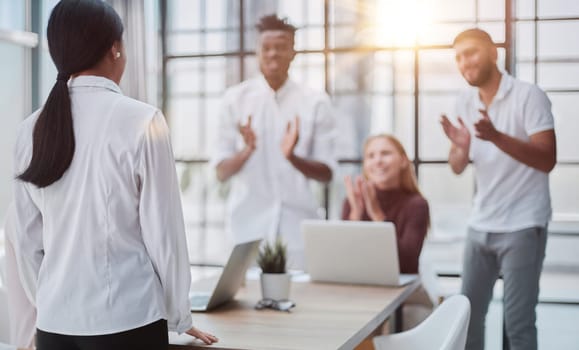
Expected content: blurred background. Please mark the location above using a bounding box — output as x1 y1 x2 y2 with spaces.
1 1 578 348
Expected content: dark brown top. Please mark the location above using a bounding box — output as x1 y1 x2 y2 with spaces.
341 188 429 274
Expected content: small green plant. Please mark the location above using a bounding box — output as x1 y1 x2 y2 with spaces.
257 237 287 274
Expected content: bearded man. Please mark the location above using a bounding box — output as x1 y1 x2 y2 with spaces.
440 28 556 350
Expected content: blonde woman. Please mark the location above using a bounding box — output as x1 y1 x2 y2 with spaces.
342 134 429 274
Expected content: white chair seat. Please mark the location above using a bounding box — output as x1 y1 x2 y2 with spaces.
373 294 471 350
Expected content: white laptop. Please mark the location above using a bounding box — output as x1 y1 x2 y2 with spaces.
302 220 417 286
189 239 261 312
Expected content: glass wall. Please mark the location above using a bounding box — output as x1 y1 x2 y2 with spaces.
0 1 26 31
515 0 579 219
162 0 484 263
0 0 34 224
163 0 579 264
2 0 577 263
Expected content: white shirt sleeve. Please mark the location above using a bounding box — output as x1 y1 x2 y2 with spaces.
524 85 555 135
310 95 338 177
12 178 43 307
0 343 17 350
3 205 37 348
136 111 193 334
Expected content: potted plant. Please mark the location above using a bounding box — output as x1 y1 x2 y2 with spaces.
257 237 291 301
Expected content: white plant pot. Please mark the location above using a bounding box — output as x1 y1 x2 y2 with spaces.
260 273 291 301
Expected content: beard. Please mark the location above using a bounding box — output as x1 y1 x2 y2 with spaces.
464 61 494 87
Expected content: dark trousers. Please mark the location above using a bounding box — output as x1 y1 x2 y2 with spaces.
37 319 168 350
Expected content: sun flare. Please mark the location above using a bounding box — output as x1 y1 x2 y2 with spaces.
374 0 433 47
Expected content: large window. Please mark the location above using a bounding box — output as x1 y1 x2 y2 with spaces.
0 0 576 267
0 0 37 224
161 0 577 263
514 0 579 220
163 0 512 264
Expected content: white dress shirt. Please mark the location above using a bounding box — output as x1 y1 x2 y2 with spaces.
212 76 337 268
455 73 554 232
2 204 36 348
12 75 193 335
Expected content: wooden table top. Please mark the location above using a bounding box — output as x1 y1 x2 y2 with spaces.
169 277 420 350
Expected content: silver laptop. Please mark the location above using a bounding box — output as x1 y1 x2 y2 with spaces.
189 239 261 312
302 220 417 286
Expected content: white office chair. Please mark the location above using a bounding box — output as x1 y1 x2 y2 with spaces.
373 294 471 350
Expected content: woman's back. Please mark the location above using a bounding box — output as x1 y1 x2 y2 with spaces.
11 1 217 347
13 75 186 335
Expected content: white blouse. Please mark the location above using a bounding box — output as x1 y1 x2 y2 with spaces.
2 204 36 348
12 76 193 335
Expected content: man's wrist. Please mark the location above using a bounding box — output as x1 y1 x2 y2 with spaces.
285 151 296 162
489 130 504 145
239 146 254 162
454 144 470 158
243 145 254 155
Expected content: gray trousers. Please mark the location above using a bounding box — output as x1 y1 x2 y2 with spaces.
461 226 547 350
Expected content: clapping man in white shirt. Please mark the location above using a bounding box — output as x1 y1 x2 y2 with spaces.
213 15 337 269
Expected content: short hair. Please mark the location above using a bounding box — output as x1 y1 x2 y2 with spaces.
453 28 494 46
256 14 297 36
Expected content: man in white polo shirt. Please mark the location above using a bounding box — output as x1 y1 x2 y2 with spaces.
440 29 556 350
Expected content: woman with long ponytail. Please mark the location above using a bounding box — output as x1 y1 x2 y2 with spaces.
12 1 217 349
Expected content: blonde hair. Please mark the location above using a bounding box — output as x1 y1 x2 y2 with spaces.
362 134 422 196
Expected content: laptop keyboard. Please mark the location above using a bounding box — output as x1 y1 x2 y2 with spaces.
190 294 210 307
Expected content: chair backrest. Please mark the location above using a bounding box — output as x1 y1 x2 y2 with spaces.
373 294 471 350
426 294 471 350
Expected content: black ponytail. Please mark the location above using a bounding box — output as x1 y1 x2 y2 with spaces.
18 0 123 188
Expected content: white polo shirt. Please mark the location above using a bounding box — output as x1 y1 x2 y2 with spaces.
455 73 555 232
13 76 193 335
211 76 337 267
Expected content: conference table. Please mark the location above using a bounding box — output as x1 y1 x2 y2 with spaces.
169 273 420 350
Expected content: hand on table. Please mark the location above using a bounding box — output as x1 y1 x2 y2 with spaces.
186 326 218 345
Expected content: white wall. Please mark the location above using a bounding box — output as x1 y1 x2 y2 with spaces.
0 42 28 223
